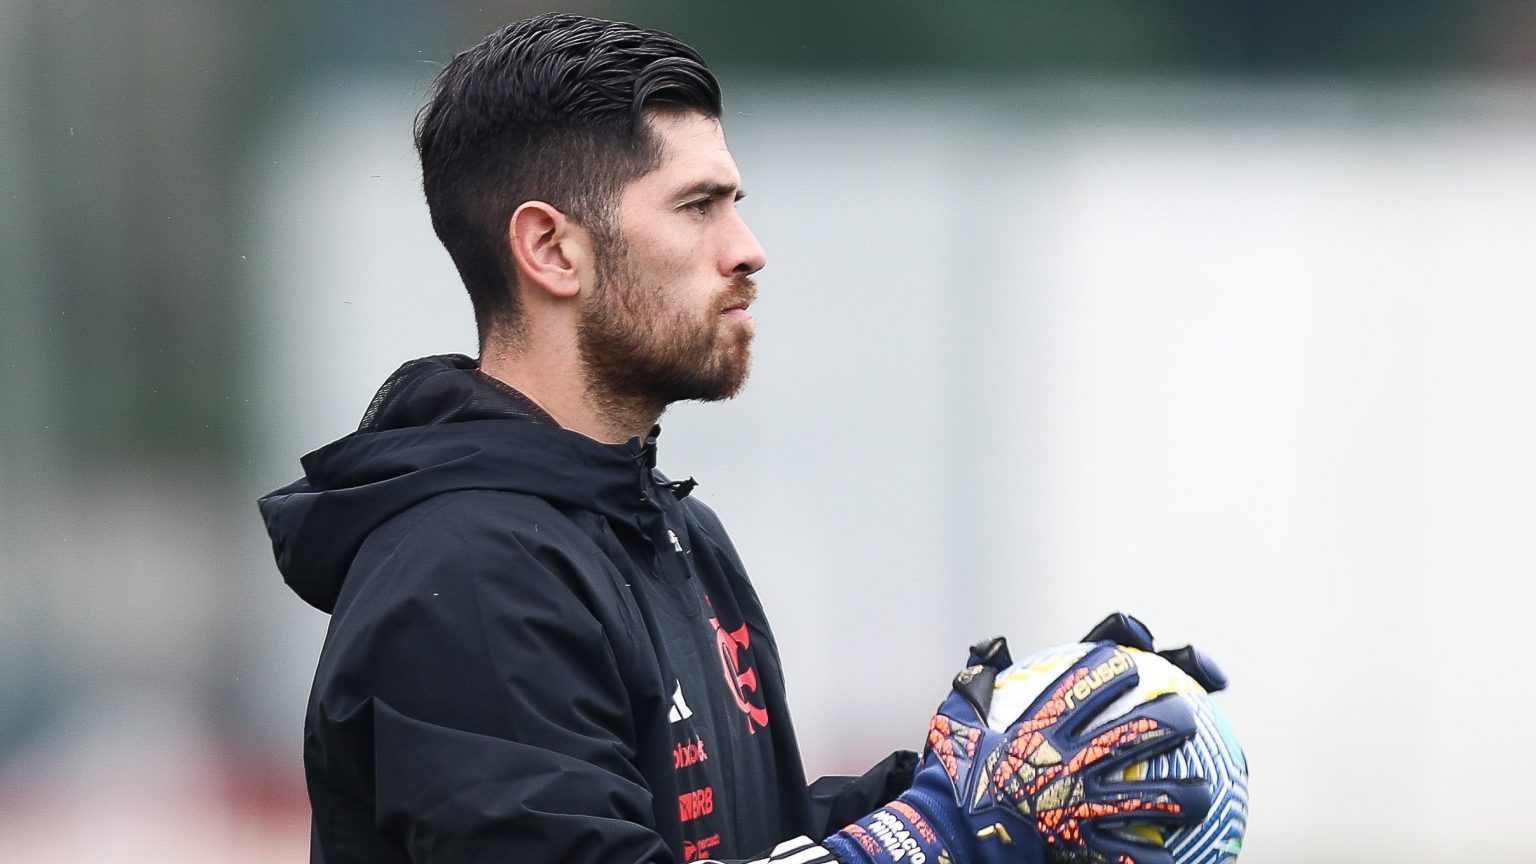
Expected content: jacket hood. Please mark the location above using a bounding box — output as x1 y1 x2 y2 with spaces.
258 354 678 613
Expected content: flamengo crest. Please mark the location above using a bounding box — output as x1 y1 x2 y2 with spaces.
706 599 770 734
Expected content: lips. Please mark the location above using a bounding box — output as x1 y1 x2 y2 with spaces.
719 280 758 315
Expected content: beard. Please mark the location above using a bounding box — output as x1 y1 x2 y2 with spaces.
577 233 757 412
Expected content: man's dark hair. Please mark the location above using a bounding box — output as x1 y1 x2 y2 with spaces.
415 13 723 344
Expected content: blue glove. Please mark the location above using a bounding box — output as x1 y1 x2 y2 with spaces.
1083 612 1228 693
823 638 1211 864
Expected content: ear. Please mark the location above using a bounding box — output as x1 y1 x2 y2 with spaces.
508 201 592 300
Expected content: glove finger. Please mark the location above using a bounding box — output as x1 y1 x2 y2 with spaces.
968 634 1013 671
1157 644 1229 693
1081 825 1178 864
1072 692 1200 771
946 635 1013 721
1082 612 1156 652
1088 775 1213 829
937 676 992 727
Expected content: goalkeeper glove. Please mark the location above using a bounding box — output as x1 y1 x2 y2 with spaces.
822 638 1211 864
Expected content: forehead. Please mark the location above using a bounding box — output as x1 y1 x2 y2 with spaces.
632 109 740 192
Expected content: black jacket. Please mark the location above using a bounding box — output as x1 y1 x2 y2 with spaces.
259 355 912 863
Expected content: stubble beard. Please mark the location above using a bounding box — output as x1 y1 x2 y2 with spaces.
577 233 757 426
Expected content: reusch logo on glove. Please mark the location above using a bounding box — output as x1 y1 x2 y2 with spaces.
1061 648 1135 710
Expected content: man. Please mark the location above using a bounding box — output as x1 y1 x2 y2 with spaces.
260 14 1211 864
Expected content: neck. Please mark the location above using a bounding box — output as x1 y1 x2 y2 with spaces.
480 341 661 445
581 380 666 445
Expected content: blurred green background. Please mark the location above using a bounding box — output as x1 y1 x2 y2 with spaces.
3 2 1534 861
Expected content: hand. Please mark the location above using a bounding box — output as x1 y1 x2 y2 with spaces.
823 638 1211 864
1082 612 1228 693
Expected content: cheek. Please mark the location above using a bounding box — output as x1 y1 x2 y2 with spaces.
626 228 689 278
650 245 718 306
623 221 723 307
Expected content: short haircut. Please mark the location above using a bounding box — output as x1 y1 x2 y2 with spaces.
415 13 723 344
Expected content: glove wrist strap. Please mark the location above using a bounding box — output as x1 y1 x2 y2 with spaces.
824 786 1040 864
824 795 951 864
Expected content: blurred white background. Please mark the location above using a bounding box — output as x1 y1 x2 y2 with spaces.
241 77 1536 863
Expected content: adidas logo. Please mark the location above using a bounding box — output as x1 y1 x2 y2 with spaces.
667 681 694 724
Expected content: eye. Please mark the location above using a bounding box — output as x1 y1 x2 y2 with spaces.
682 198 712 215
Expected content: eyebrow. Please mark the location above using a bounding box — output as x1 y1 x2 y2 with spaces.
676 181 746 202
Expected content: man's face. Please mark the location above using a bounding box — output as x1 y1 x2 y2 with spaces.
578 109 767 410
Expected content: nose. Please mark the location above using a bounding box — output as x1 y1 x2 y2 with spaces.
725 210 767 277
